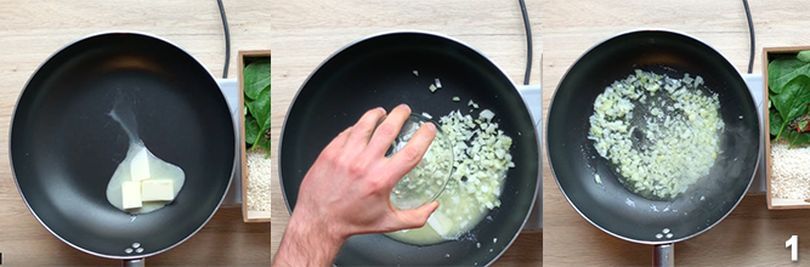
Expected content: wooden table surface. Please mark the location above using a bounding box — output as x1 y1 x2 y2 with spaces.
541 0 810 266
269 0 542 265
0 1 270 265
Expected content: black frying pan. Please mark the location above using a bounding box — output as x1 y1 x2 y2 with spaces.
279 31 539 266
547 30 760 266
10 32 236 265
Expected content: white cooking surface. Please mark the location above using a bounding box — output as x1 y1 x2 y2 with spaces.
217 78 243 207
742 73 766 194
517 84 542 231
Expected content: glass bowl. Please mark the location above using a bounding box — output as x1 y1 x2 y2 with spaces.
388 113 454 210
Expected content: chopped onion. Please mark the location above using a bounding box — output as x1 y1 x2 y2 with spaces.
479 109 495 121
588 69 723 200
394 108 514 241
420 109 514 239
467 100 479 109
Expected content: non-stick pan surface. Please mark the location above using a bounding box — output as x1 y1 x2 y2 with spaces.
547 30 760 244
10 32 236 259
280 31 539 266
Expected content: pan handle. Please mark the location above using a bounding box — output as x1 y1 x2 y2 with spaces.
122 258 145 267
653 244 674 267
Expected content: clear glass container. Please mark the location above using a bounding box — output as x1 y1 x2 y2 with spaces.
388 113 454 210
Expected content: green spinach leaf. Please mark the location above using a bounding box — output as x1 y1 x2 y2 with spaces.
769 51 810 147
792 133 810 147
243 58 271 153
769 58 810 94
799 50 810 63
772 76 810 121
246 115 259 145
247 85 270 130
783 129 810 148
244 59 270 100
770 110 783 137
772 75 810 140
253 114 271 152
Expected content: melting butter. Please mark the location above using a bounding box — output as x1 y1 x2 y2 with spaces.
385 183 495 246
105 104 185 214
385 222 445 246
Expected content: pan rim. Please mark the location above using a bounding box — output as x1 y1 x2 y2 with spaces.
277 29 540 266
545 28 762 246
8 30 238 260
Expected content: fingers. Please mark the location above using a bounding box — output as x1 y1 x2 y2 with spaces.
388 201 440 229
344 107 387 154
365 104 412 158
318 126 352 161
386 122 436 183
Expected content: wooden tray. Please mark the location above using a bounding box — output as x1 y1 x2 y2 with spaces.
238 50 272 222
763 46 810 210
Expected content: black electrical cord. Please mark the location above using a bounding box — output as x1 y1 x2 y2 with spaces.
518 0 533 85
518 0 542 128
743 0 755 74
217 0 231 79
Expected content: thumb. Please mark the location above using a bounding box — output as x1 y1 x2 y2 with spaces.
390 201 440 230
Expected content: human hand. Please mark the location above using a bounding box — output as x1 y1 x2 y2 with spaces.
273 104 439 267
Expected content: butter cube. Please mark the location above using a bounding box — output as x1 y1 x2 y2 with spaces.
141 179 175 202
122 181 142 210
428 212 452 238
130 148 151 182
